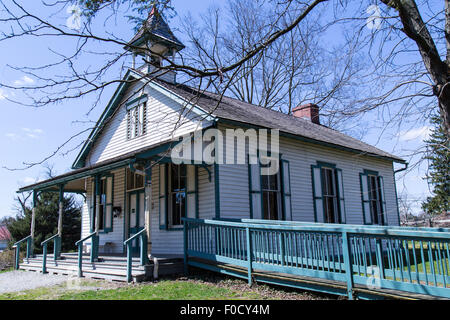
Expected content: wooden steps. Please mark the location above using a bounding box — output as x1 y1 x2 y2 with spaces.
19 253 184 283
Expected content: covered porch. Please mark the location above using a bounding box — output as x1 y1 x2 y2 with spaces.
13 140 206 281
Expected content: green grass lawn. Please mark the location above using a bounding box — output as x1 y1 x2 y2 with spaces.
60 281 263 300
0 275 323 300
0 280 256 300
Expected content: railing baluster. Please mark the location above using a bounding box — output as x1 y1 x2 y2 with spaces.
342 232 354 300
428 241 437 286
279 232 285 266
361 238 368 277
436 242 445 287
403 239 412 283
246 227 252 285
411 240 419 284
397 240 405 282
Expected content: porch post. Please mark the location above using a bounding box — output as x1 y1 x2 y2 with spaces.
92 175 101 261
95 175 101 234
56 184 64 259
29 190 37 257
145 164 152 255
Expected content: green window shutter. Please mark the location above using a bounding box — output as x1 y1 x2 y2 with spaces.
248 154 262 219
186 165 198 219
280 159 292 221
360 173 372 224
311 165 324 222
159 164 168 230
378 176 387 225
104 175 114 233
336 169 346 224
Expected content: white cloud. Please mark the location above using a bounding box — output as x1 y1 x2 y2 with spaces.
4 128 43 141
22 177 37 185
0 89 8 100
14 76 34 86
5 133 17 140
397 126 430 142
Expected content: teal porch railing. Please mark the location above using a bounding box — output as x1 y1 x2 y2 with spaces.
41 234 61 273
182 218 450 299
75 232 99 277
12 235 33 270
124 228 149 282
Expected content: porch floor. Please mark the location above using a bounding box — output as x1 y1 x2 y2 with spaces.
19 252 183 283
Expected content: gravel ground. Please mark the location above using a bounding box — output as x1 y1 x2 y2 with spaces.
0 271 71 294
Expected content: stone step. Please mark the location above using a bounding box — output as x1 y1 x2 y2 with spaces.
21 261 146 273
25 258 145 270
19 264 147 282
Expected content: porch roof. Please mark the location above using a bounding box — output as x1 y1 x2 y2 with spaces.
17 139 178 193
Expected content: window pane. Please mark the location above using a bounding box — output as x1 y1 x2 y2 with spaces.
322 168 335 196
269 174 278 190
268 192 278 220
99 204 104 230
136 174 144 189
324 197 336 223
263 192 269 220
127 169 134 190
263 191 279 220
170 164 186 226
261 174 269 190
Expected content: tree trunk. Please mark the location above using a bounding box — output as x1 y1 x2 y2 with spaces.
381 0 450 137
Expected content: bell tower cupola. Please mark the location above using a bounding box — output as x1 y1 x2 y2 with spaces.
125 7 185 83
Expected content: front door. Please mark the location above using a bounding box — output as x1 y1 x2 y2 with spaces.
128 190 145 254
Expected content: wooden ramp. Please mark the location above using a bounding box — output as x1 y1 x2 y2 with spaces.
183 218 450 300
20 253 183 282
189 257 441 300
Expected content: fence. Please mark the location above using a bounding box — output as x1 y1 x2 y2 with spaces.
183 218 450 299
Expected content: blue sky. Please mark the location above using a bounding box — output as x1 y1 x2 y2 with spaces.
0 0 431 219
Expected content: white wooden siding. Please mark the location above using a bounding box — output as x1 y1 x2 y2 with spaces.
216 124 400 226
85 82 211 166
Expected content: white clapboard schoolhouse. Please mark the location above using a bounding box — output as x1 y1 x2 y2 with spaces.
17 9 406 283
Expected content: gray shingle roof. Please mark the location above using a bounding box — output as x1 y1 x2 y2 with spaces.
154 79 404 162
126 8 184 51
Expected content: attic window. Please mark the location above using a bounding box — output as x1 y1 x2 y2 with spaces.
127 102 147 139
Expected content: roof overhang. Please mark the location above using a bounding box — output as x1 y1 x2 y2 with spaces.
18 139 181 193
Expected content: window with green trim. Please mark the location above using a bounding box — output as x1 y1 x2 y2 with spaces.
169 164 186 226
311 162 345 224
126 102 147 140
360 170 386 225
91 175 114 233
248 155 292 221
159 163 197 230
261 163 282 220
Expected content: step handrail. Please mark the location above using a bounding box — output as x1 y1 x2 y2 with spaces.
12 235 32 269
184 217 450 240
75 231 99 277
124 228 148 282
216 217 450 233
40 234 61 274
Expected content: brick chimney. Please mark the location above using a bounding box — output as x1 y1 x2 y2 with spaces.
292 103 320 124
